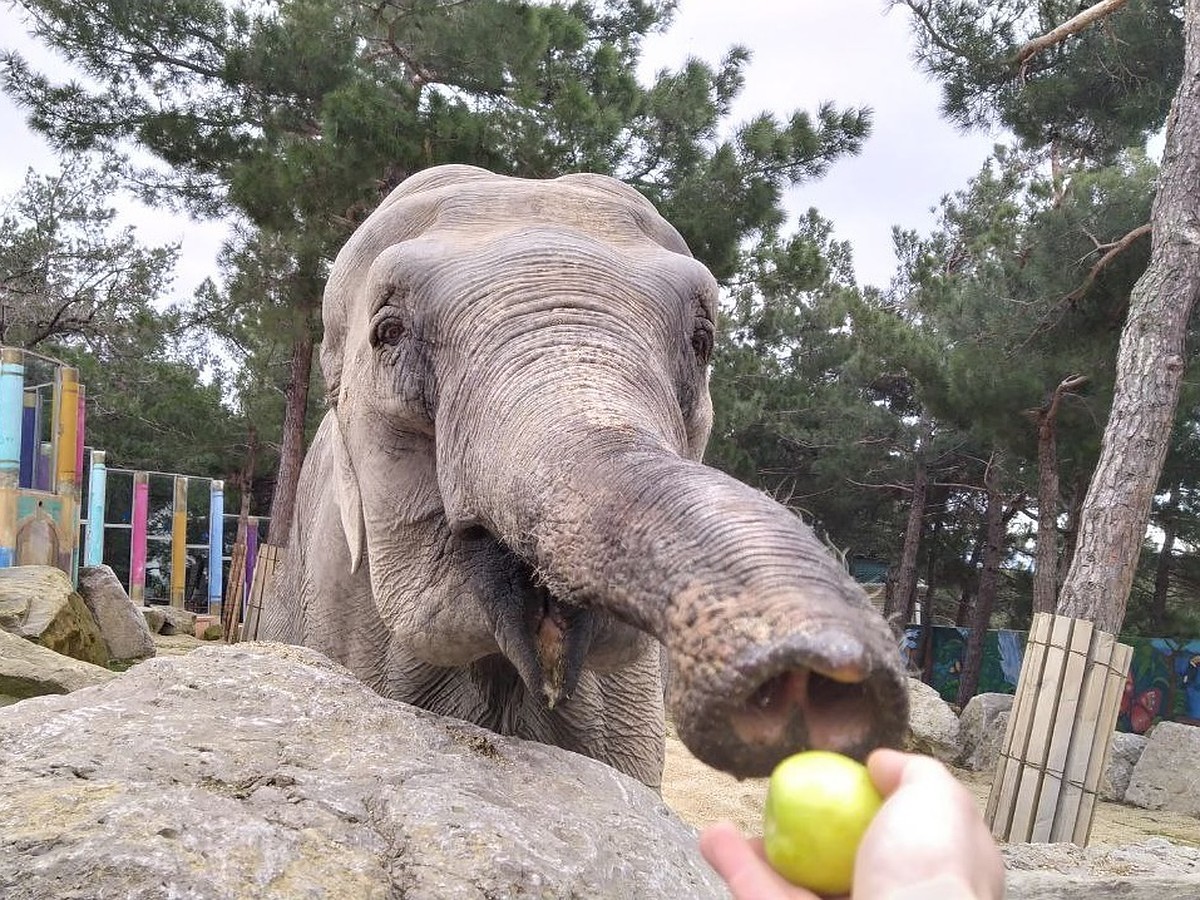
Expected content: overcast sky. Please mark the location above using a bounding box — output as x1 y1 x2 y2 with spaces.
0 0 1001 298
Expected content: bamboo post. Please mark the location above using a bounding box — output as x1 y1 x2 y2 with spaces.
84 450 107 566
0 348 24 568
129 471 149 605
985 612 1133 844
207 479 224 618
169 475 188 607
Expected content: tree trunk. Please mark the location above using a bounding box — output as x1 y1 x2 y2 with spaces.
266 312 316 547
1058 0 1200 634
1058 474 1086 595
919 515 941 684
957 454 1006 707
955 527 985 627
1151 484 1180 634
896 454 930 627
1033 375 1088 615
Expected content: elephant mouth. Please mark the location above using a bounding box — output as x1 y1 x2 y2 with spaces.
462 526 596 709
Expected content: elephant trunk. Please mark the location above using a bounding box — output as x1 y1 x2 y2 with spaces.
440 378 908 778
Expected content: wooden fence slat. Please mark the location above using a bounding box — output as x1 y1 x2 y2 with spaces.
1036 618 1092 841
986 613 1133 846
221 541 246 643
1056 628 1114 840
1010 614 1076 840
988 612 1052 836
1077 642 1133 844
241 543 282 642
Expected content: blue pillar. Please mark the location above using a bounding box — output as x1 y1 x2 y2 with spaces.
84 450 107 566
208 480 224 617
0 348 24 568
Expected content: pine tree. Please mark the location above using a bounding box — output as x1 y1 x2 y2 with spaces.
3 0 873 543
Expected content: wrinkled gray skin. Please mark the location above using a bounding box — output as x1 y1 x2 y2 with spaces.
262 165 908 790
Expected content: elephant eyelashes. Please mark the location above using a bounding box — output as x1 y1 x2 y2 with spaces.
373 318 406 346
691 322 714 365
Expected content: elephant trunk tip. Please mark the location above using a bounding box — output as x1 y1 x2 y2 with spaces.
671 625 909 778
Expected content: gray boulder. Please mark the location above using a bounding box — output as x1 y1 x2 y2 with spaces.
77 565 156 662
1101 731 1149 803
903 677 961 763
0 642 725 899
1125 721 1200 816
0 628 116 705
139 605 167 634
150 603 197 636
0 566 107 666
1004 838 1200 898
956 692 1013 772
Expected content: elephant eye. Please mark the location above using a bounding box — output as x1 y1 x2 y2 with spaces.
374 319 405 346
691 319 714 365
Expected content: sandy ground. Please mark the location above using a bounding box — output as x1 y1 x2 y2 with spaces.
661 733 1200 848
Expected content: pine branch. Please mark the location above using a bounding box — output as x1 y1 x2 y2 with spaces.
1064 222 1152 304
1013 0 1131 74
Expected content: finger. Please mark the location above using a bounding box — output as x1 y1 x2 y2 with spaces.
867 748 954 797
699 823 819 900
865 747 908 794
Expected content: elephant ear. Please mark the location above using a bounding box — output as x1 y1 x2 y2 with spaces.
330 412 366 574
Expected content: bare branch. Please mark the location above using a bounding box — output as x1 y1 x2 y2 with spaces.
1014 0 1131 73
1064 222 1152 305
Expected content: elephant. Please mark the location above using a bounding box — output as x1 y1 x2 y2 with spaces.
261 164 908 790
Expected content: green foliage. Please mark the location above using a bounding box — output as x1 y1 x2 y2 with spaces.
0 157 176 350
894 0 1183 161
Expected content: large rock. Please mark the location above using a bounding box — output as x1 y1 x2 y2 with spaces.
0 642 724 899
903 677 961 763
0 566 107 666
1124 721 1200 816
1101 731 1149 803
77 565 156 662
1004 839 1200 898
957 692 1012 772
147 603 197 636
0 629 116 705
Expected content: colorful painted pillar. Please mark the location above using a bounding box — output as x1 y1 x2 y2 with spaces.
130 471 149 605
35 441 52 491
169 475 188 607
19 389 36 488
0 347 24 568
52 365 80 580
84 450 107 566
208 479 224 617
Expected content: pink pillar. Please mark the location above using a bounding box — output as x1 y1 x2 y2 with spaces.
129 471 149 605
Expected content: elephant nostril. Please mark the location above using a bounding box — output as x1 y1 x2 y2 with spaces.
729 667 874 762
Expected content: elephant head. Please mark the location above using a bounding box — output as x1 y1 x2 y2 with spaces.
304 164 907 779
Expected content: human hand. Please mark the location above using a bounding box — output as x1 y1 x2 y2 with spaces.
699 749 1005 899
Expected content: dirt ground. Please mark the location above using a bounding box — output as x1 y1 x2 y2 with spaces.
661 733 1200 848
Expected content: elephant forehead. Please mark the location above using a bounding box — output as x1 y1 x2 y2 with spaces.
395 174 689 254
366 227 714 318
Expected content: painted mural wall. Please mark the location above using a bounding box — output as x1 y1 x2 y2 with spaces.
902 625 1200 734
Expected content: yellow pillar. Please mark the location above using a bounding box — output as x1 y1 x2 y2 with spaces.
52 365 80 577
170 475 188 607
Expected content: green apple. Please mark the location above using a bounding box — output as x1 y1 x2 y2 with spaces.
762 750 883 896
